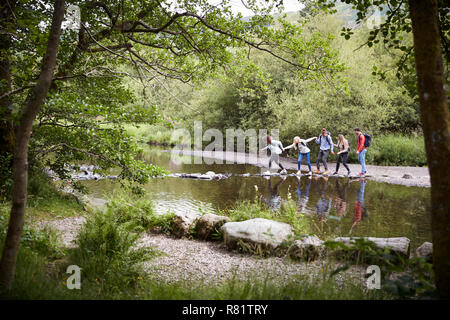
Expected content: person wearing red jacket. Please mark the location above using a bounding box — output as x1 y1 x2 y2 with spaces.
354 127 367 176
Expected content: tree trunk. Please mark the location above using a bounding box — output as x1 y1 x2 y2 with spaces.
0 0 16 155
408 0 450 298
0 0 65 290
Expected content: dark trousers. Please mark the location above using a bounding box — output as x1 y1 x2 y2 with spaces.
336 152 350 172
316 149 330 170
269 155 285 170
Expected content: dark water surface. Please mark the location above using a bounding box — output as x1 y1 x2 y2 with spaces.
84 147 431 250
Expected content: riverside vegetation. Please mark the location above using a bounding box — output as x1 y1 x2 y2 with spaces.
0 173 435 299
0 0 445 298
131 12 428 167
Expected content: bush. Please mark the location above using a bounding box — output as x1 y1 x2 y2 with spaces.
69 206 159 295
369 134 426 166
105 191 174 233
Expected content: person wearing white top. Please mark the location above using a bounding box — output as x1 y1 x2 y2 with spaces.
285 136 317 175
260 135 287 174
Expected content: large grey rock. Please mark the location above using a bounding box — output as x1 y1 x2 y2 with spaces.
415 242 433 262
172 212 201 238
334 237 410 258
287 235 325 261
195 213 230 240
221 218 294 253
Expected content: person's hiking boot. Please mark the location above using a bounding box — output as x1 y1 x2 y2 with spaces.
263 170 271 176
307 171 312 176
359 172 365 177
280 169 287 175
323 170 329 175
347 170 351 176
314 169 321 174
332 171 338 175
296 170 302 175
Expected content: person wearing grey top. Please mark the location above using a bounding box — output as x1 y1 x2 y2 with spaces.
260 135 287 174
314 128 335 175
284 136 317 175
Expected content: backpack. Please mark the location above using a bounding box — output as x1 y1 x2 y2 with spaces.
359 133 372 148
338 140 351 152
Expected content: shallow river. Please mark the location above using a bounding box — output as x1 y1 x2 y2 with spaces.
84 146 431 250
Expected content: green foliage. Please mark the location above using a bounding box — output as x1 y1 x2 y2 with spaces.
105 190 174 233
224 195 310 237
148 13 424 167
361 134 426 166
69 207 159 295
315 0 449 100
30 78 166 187
26 169 85 217
324 238 437 299
2 0 350 186
330 134 426 166
382 257 437 299
0 153 13 200
0 205 64 259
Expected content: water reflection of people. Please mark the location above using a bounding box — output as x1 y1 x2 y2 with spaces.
297 175 312 213
315 177 331 221
333 179 349 218
264 176 286 211
350 179 368 234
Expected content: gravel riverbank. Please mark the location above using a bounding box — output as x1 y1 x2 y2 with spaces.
36 216 366 286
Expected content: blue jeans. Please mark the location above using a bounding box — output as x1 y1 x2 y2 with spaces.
298 152 311 171
358 149 367 173
358 180 366 203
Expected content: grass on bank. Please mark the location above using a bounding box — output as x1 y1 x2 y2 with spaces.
222 196 310 239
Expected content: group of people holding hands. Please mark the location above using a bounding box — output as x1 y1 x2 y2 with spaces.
261 127 368 177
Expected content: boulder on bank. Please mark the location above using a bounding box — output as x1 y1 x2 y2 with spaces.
415 242 433 262
172 212 201 238
194 214 230 240
287 235 324 261
333 237 410 258
220 218 294 255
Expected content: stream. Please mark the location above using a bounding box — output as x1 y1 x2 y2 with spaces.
83 146 431 250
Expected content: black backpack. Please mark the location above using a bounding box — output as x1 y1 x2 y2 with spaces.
338 140 351 152
359 133 372 147
319 133 332 147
